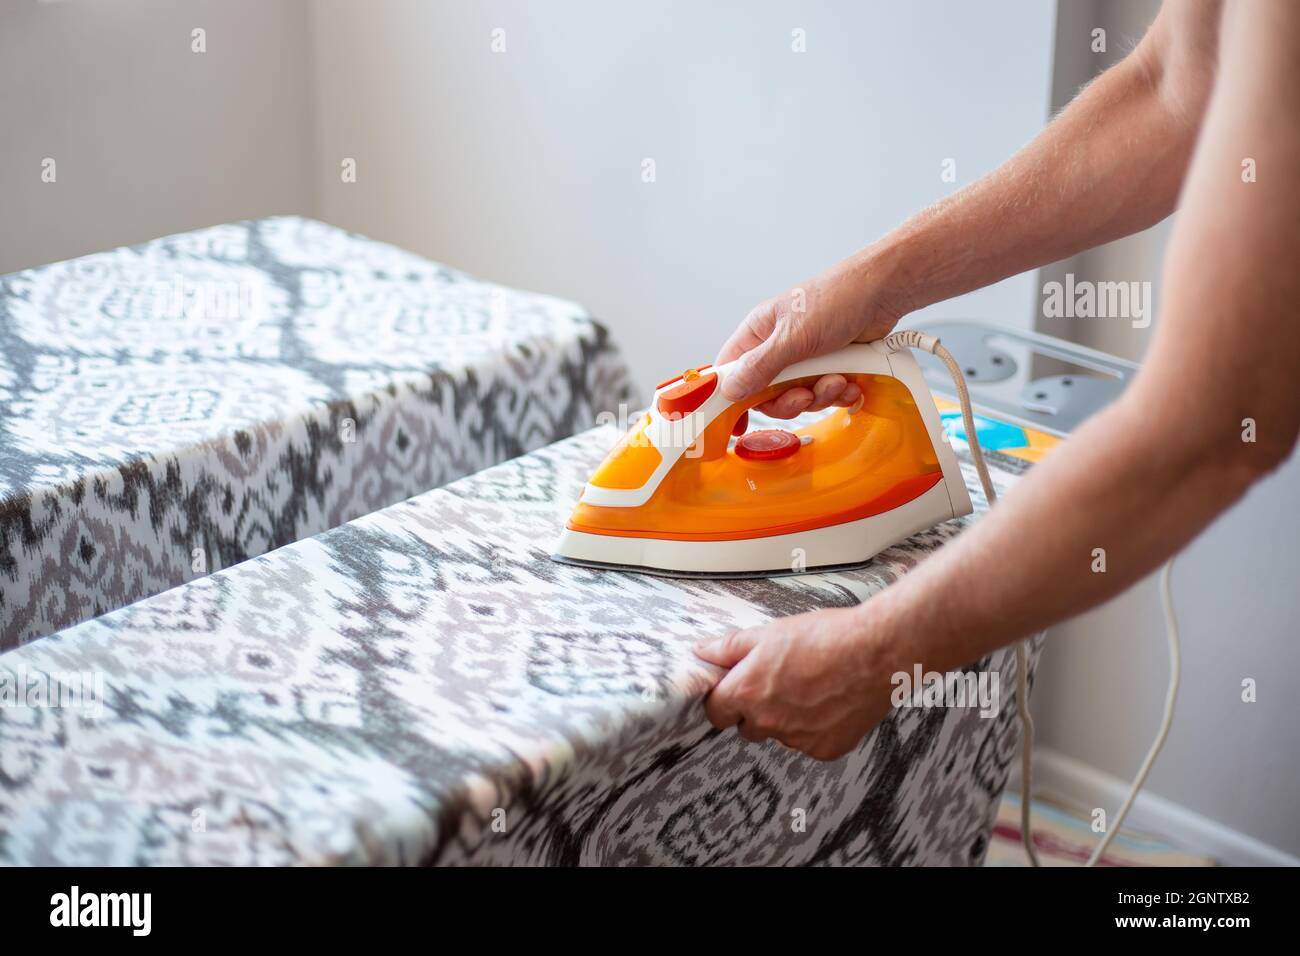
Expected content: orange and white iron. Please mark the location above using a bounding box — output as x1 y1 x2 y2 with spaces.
554 339 973 577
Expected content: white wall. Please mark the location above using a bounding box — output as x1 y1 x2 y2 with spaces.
3 0 1058 392
0 0 314 274
1033 0 1300 859
309 0 1058 395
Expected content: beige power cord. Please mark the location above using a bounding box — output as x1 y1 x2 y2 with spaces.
883 330 1181 868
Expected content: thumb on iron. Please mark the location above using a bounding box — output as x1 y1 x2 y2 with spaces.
720 337 793 401
694 629 761 668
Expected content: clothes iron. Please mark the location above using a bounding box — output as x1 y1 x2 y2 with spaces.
553 338 973 578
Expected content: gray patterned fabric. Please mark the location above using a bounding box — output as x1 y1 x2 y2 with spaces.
0 425 1038 866
0 217 634 649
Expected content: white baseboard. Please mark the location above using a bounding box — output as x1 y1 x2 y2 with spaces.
1009 747 1299 867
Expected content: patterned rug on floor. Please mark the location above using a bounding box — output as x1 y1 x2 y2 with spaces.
986 792 1215 866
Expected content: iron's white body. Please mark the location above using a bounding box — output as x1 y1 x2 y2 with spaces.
555 342 973 577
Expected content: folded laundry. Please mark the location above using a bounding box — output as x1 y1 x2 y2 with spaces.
0 423 1038 866
0 217 633 649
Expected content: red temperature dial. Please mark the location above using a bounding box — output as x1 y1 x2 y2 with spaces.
734 428 802 461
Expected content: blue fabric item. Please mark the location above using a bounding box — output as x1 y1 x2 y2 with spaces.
941 410 1028 450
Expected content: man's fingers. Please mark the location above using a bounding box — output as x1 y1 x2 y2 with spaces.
805 374 848 412
835 382 863 408
701 659 769 735
698 640 759 730
774 734 810 754
715 303 776 366
753 376 861 418
702 681 744 729
756 386 814 419
693 627 762 668
714 325 763 367
720 332 800 401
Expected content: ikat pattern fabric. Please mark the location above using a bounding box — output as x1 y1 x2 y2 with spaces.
0 427 1039 866
0 217 634 649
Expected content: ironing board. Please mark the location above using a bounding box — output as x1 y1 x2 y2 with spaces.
0 423 1040 866
0 217 633 650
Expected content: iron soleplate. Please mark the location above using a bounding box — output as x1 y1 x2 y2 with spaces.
549 553 878 581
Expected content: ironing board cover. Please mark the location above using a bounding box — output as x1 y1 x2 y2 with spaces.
0 424 1039 866
0 218 633 650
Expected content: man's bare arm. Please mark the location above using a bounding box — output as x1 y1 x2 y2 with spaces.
864 0 1300 676
720 1 1223 404
873 0 1222 315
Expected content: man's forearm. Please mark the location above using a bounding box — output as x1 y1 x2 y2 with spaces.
860 392 1255 676
857 0 1300 679
854 21 1213 319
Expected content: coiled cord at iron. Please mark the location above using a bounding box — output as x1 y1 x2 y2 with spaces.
882 330 1181 868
